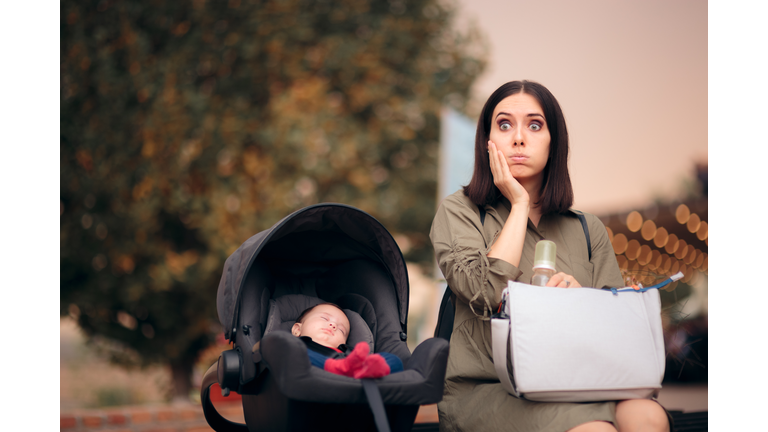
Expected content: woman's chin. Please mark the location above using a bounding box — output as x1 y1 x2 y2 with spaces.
509 171 534 182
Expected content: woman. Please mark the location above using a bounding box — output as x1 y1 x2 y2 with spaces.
429 81 670 432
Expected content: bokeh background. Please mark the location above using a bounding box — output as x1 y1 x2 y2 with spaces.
54 0 711 419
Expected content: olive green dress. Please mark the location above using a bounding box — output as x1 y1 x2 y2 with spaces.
430 190 626 432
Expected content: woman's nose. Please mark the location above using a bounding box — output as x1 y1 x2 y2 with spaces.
513 127 524 145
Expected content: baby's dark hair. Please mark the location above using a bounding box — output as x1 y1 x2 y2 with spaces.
295 302 344 324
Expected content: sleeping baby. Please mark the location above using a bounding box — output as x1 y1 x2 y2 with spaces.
291 302 403 378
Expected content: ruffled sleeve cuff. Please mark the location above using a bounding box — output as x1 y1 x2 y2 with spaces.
486 257 524 304
487 257 523 285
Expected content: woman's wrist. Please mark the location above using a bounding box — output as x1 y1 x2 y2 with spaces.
510 200 530 214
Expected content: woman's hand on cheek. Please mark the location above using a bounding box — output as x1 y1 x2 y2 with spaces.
546 272 582 288
488 140 529 207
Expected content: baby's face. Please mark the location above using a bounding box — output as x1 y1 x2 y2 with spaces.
291 304 350 348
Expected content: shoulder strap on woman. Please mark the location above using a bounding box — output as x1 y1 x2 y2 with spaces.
574 212 592 261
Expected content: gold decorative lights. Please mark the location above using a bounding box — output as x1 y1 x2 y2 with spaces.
607 202 708 290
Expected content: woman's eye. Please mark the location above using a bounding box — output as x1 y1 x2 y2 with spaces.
500 123 511 131
529 123 541 131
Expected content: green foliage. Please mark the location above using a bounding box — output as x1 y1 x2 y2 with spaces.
94 386 143 408
61 0 486 397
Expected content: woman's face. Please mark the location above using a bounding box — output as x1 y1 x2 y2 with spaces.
488 92 551 184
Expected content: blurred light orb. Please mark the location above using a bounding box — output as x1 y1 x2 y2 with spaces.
670 259 680 275
96 223 108 240
641 220 657 241
675 204 691 224
92 254 108 271
695 252 705 268
687 213 701 233
626 211 643 232
653 227 669 248
612 233 628 255
638 245 652 265
117 311 138 330
650 250 662 270
141 324 155 339
626 239 641 261
685 247 697 265
696 221 708 241
665 234 679 255
81 214 93 229
661 255 672 273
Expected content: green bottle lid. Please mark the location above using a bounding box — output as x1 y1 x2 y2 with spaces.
533 240 556 271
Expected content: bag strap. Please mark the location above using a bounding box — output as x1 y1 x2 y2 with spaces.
434 286 455 340
575 211 592 261
491 314 518 397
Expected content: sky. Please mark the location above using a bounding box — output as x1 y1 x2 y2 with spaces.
453 0 707 215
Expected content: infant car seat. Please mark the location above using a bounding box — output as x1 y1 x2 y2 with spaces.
200 203 450 432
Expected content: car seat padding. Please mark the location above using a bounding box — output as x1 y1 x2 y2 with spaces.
333 293 378 347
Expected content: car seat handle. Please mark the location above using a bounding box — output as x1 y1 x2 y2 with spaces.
200 363 249 432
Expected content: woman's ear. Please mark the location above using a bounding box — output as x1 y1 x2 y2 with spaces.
291 322 302 337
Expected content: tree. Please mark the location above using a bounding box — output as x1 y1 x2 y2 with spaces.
61 0 486 400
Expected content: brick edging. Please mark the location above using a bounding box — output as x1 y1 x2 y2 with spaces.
60 401 243 432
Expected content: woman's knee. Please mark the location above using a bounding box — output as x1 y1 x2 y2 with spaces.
615 399 669 432
567 421 617 432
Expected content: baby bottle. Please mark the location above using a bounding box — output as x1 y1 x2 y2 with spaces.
531 240 556 286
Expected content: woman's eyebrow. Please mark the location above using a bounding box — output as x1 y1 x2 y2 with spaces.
495 111 544 119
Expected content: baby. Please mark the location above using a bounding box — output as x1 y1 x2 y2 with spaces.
291 302 403 378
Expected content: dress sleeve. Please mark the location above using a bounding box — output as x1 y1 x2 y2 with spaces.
586 213 624 289
430 195 523 316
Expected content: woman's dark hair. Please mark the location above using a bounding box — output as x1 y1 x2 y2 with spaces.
463 80 574 214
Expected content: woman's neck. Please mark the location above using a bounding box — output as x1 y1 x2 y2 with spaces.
520 177 544 227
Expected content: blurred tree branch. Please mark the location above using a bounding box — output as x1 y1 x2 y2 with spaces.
61 0 486 400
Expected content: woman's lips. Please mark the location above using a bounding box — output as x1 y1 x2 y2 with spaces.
510 155 528 162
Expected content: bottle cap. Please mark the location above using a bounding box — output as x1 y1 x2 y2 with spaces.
532 240 556 271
